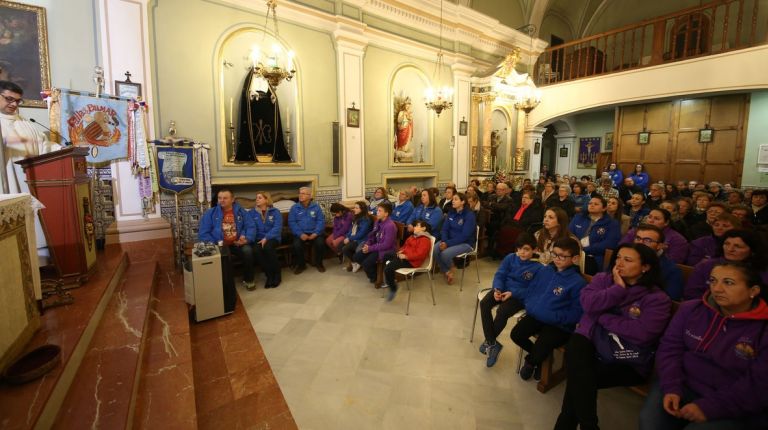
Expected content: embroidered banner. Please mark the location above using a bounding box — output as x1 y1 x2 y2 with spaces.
58 90 130 163
578 137 600 168
154 146 195 194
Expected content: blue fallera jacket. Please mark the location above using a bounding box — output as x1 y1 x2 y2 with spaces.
524 264 586 332
568 213 620 269
391 200 414 224
346 216 372 242
440 208 476 248
407 204 443 237
492 254 543 301
198 203 255 243
288 201 325 236
249 206 282 241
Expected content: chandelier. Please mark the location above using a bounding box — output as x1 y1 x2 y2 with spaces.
513 24 541 115
250 0 295 89
424 0 453 117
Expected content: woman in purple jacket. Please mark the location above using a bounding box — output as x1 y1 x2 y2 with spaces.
640 262 768 429
352 201 397 284
325 203 353 259
555 243 672 430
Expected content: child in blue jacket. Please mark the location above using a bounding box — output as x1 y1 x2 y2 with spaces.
479 233 542 367
510 237 586 380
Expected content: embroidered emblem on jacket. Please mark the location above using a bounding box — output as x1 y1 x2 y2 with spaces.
596 227 606 236
628 304 642 319
735 339 756 360
523 271 534 280
553 286 564 296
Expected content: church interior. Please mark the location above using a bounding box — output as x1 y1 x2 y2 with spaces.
1 0 767 428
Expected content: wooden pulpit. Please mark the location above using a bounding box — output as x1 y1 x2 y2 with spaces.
16 147 97 283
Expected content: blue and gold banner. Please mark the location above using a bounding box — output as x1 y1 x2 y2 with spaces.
154 145 195 194
578 137 600 168
58 89 130 163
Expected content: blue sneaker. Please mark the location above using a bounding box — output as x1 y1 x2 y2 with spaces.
386 284 398 302
520 360 535 380
479 341 490 355
486 342 503 367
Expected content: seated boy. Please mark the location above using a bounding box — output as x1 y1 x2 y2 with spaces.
480 233 543 367
510 237 586 380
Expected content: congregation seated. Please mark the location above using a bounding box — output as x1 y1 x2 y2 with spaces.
621 208 689 264
510 237 586 379
548 184 575 218
390 189 414 224
342 201 373 271
640 262 768 429
618 177 642 203
199 188 257 288
677 197 694 230
478 233 542 367
685 192 712 227
729 204 754 229
555 243 673 430
438 186 456 212
368 187 388 214
707 181 728 202
646 183 665 209
433 192 477 285
382 219 433 301
288 186 326 274
570 182 590 215
688 201 728 240
534 207 581 267
625 192 651 229
684 229 768 300
597 177 619 200
606 162 624 188
630 224 685 300
249 191 283 289
352 201 397 284
751 189 768 225
405 189 442 239
685 213 739 266
325 202 352 261
541 182 557 207
660 199 690 239
606 196 631 235
569 196 621 275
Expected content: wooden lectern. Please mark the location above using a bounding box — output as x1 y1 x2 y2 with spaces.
16 147 97 283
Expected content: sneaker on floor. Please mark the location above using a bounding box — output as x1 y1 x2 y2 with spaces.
479 341 490 355
386 285 398 302
520 361 535 380
351 262 361 273
243 280 256 291
486 342 503 367
533 364 542 381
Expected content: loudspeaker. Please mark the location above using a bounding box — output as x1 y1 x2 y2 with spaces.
332 121 341 175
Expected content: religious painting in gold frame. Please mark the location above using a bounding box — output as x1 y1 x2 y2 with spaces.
0 1 51 108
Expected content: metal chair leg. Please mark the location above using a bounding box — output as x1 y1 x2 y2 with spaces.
459 256 467 291
474 256 480 283
428 272 435 305
470 294 480 343
405 274 412 315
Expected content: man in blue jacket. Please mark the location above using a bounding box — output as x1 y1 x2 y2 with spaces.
288 187 326 274
510 237 586 380
198 188 257 289
569 196 621 275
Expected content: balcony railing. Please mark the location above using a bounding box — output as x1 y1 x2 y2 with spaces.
535 0 765 86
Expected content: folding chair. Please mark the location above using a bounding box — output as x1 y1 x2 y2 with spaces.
469 287 527 371
395 235 437 315
455 226 480 292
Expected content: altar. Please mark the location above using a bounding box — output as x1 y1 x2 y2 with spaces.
0 193 42 374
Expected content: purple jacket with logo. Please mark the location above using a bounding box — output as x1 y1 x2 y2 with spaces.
365 218 397 261
331 211 353 239
575 273 672 349
656 294 768 420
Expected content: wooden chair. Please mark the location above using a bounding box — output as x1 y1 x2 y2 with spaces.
677 263 694 284
395 235 437 315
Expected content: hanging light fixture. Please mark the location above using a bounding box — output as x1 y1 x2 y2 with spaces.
250 0 296 89
513 24 542 115
424 0 454 117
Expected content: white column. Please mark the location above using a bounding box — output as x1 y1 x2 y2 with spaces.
451 61 474 190
97 0 169 242
524 125 547 179
334 26 368 201
555 133 576 176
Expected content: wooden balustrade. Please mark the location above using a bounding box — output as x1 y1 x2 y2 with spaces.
536 0 764 86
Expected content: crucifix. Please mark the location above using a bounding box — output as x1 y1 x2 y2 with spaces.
124 71 133 83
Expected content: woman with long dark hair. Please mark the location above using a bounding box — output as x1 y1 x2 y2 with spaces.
555 243 673 430
342 201 373 271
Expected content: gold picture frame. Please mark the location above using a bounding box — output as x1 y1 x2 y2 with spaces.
0 1 51 108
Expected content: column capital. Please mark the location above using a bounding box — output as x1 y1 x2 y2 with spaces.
333 23 369 52
524 126 547 136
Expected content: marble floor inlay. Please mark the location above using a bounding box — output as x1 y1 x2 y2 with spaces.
240 258 644 430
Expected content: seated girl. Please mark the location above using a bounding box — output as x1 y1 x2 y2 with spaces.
382 220 433 301
406 189 443 239
555 243 672 430
325 202 352 260
433 192 477 284
341 201 373 271
353 202 397 283
250 191 283 289
640 262 768 429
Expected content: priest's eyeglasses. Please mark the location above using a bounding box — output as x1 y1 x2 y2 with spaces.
1 95 24 105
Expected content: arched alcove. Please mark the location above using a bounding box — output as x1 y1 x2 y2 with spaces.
388 65 433 166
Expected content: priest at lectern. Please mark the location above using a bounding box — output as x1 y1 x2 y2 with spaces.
0 80 62 263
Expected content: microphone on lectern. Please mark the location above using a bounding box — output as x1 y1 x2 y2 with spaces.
28 118 72 146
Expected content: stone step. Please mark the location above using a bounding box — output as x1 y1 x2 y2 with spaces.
52 260 159 430
132 265 196 428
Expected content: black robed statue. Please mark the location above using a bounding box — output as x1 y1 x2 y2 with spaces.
235 67 292 162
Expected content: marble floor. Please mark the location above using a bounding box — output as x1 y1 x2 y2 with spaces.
239 258 644 430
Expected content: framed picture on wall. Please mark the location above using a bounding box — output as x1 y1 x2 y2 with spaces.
534 140 541 154
115 80 142 99
559 146 568 157
698 128 713 143
459 118 468 136
604 132 614 152
346 106 360 128
638 131 650 144
0 1 51 108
